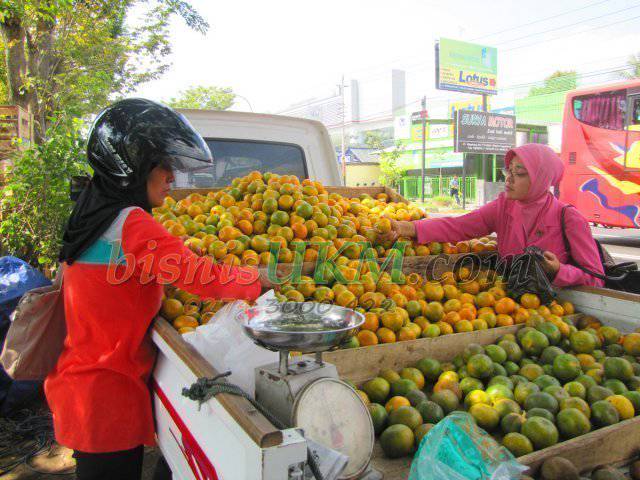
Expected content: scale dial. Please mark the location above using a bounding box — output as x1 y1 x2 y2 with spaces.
293 377 374 479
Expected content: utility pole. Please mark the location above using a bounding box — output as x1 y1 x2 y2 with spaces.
340 75 347 186
421 96 427 203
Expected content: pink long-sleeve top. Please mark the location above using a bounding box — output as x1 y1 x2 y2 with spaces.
413 144 605 288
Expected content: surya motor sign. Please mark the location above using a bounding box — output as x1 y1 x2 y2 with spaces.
454 110 516 155
436 38 497 95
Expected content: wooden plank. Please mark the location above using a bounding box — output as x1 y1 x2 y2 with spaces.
153 316 283 448
556 287 640 333
323 325 522 385
0 106 18 116
519 416 640 475
368 416 640 479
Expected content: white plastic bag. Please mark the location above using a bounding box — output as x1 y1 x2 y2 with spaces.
182 291 279 397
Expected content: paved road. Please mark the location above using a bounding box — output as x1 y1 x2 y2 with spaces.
592 227 640 265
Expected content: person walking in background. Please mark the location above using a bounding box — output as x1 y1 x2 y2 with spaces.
450 175 460 205
377 144 604 287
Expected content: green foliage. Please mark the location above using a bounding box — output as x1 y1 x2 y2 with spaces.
167 85 236 110
364 131 385 150
529 71 577 96
0 118 89 268
378 142 405 189
620 53 640 79
0 0 209 139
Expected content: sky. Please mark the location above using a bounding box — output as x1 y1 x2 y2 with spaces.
133 0 640 116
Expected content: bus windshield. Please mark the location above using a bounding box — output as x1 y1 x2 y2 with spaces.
173 139 307 188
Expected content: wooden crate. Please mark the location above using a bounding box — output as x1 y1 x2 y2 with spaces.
0 105 32 186
321 312 640 478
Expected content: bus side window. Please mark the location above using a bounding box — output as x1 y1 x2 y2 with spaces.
572 91 627 130
632 98 640 126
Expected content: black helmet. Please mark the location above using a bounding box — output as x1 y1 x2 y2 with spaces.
87 98 213 188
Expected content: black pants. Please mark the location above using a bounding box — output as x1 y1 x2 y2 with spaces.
74 446 172 480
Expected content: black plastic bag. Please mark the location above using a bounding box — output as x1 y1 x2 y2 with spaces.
507 246 556 305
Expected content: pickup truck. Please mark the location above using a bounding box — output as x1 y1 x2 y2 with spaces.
173 109 342 189
152 111 640 480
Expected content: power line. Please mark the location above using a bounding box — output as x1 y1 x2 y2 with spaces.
505 13 640 51
493 2 640 46
470 0 613 40
329 0 628 85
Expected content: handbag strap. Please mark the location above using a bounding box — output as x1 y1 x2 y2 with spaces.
560 205 628 282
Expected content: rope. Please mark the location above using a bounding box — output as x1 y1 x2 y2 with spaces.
182 373 324 480
0 408 74 476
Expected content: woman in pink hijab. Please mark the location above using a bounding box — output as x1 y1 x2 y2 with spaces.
379 144 604 287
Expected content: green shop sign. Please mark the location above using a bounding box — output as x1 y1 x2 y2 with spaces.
436 38 498 95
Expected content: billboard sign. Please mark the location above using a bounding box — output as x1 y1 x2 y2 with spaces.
455 110 516 154
436 38 498 95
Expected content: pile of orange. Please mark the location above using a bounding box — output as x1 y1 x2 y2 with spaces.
275 263 576 348
152 171 495 268
161 286 227 334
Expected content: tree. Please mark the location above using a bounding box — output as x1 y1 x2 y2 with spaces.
529 70 577 96
0 0 209 142
378 142 405 189
167 85 235 110
364 130 384 150
620 53 640 79
0 117 88 269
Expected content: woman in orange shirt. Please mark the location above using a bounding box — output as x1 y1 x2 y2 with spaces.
45 99 261 480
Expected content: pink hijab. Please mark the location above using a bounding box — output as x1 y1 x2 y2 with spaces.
504 144 564 238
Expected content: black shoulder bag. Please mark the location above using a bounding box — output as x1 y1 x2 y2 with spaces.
506 246 557 305
560 205 640 293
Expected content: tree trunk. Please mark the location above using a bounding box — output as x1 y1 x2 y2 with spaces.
0 16 36 117
1 13 57 144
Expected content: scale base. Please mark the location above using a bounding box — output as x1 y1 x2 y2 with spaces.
255 357 338 428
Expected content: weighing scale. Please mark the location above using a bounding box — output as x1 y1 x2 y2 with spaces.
238 302 380 480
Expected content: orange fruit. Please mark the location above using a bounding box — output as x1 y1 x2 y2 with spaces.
520 293 540 309
357 330 379 347
475 292 496 308
173 315 199 329
514 308 531 324
385 396 411 412
443 311 461 325
457 267 471 280
161 299 184 320
488 287 506 300
496 314 514 327
444 299 461 313
443 284 460 300
377 327 397 344
436 321 454 335
538 305 551 317
550 304 565 317
362 312 380 331
495 297 517 315
458 308 476 322
381 311 404 332
459 281 480 295
398 326 418 342
454 320 473 333
562 301 575 315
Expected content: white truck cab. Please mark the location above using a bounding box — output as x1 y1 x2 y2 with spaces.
176 110 342 187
